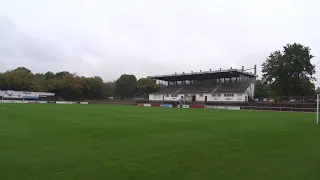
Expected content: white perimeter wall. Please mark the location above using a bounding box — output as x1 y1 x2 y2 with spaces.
149 94 182 101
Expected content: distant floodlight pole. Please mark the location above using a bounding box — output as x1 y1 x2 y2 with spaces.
317 94 319 124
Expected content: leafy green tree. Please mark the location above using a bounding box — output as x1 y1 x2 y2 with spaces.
136 78 157 98
15 67 32 74
83 76 105 99
34 73 49 92
44 71 56 80
254 80 269 99
103 81 116 98
48 73 84 100
55 71 70 78
115 74 137 99
262 43 316 96
4 68 40 91
298 78 315 96
0 73 6 90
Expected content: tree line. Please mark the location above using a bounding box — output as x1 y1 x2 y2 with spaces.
0 67 157 100
255 43 317 99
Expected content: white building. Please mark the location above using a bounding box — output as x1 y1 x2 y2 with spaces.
148 67 256 102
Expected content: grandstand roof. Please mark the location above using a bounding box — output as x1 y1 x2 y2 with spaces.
148 69 256 81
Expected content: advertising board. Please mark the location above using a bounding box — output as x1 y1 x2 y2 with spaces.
161 104 173 108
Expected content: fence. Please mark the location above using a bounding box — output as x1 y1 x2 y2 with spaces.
135 103 317 113
239 106 316 112
256 96 317 104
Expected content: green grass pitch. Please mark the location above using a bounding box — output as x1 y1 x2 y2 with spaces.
1 104 320 180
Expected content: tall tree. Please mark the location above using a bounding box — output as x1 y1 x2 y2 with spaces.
4 68 40 91
103 81 116 98
48 73 84 100
115 74 137 99
254 80 269 99
44 71 56 80
0 73 6 90
262 43 316 96
83 76 105 99
55 71 70 78
136 78 157 98
15 67 32 74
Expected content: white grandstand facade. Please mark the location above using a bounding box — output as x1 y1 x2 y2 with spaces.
148 66 257 103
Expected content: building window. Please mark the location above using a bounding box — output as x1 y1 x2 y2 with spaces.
213 94 221 97
224 94 234 97
171 94 178 97
199 94 204 97
166 94 169 97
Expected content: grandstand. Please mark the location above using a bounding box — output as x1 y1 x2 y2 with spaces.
148 66 257 102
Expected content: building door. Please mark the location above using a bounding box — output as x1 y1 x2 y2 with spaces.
205 96 207 102
192 95 196 102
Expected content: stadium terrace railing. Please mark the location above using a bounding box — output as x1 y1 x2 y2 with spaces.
258 96 317 104
239 106 316 112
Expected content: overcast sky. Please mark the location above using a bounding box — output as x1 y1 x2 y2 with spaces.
0 0 319 86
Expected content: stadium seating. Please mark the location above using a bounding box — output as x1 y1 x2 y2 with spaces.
179 84 219 93
214 83 249 93
159 85 183 93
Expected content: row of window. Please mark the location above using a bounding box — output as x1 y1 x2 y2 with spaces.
212 94 221 97
157 93 240 98
224 94 234 97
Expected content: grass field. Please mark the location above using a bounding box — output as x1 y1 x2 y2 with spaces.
1 104 320 180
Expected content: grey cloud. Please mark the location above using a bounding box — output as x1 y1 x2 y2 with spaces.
0 15 63 63
0 0 319 86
